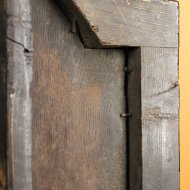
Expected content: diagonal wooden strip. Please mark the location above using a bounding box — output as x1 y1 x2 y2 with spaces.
141 47 179 190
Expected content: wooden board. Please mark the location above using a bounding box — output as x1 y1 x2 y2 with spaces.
31 0 126 189
7 0 33 189
0 1 7 189
56 0 179 48
127 47 179 190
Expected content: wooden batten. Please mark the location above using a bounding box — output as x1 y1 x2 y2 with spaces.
6 0 33 189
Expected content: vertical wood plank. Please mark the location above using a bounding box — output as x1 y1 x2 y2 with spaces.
0 0 7 189
7 0 33 189
31 0 126 189
127 48 142 190
141 47 179 190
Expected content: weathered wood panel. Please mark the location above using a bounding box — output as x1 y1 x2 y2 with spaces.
141 47 179 190
0 1 7 189
31 0 126 189
56 0 178 48
4 0 179 190
7 0 33 189
128 47 179 190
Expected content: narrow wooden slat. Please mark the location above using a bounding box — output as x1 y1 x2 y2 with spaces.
141 47 179 190
0 0 7 189
56 0 178 48
7 0 33 189
127 47 179 190
127 48 142 190
31 0 126 189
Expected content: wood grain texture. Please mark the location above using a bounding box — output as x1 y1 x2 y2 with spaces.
141 47 179 190
31 0 126 189
7 0 33 189
56 0 179 48
0 0 7 189
127 47 179 190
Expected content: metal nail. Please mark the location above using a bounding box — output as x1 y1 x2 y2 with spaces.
120 113 132 118
123 67 133 73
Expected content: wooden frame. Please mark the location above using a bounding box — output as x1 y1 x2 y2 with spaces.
55 0 179 189
2 0 179 189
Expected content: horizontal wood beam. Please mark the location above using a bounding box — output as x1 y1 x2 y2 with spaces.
56 0 179 48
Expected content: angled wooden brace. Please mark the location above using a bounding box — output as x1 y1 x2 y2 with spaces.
55 0 180 189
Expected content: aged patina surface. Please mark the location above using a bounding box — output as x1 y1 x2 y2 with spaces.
1 0 179 189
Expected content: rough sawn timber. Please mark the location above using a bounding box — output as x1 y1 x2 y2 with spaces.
56 0 179 48
7 0 33 189
31 0 126 189
127 47 179 190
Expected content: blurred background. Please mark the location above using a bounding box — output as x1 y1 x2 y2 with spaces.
179 0 190 189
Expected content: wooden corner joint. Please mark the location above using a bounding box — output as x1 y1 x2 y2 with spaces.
55 0 179 48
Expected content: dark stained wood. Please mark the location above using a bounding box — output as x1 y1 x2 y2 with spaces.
55 0 179 48
0 1 7 189
7 0 33 189
127 47 179 190
31 0 126 189
127 48 142 190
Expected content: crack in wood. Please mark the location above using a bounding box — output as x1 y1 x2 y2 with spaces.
7 37 33 53
151 82 179 97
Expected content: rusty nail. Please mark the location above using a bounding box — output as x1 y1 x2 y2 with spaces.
120 113 132 118
123 67 133 73
71 18 77 34
91 25 99 32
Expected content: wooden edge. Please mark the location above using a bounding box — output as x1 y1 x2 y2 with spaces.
7 0 33 189
0 0 7 189
127 48 142 190
55 0 179 48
